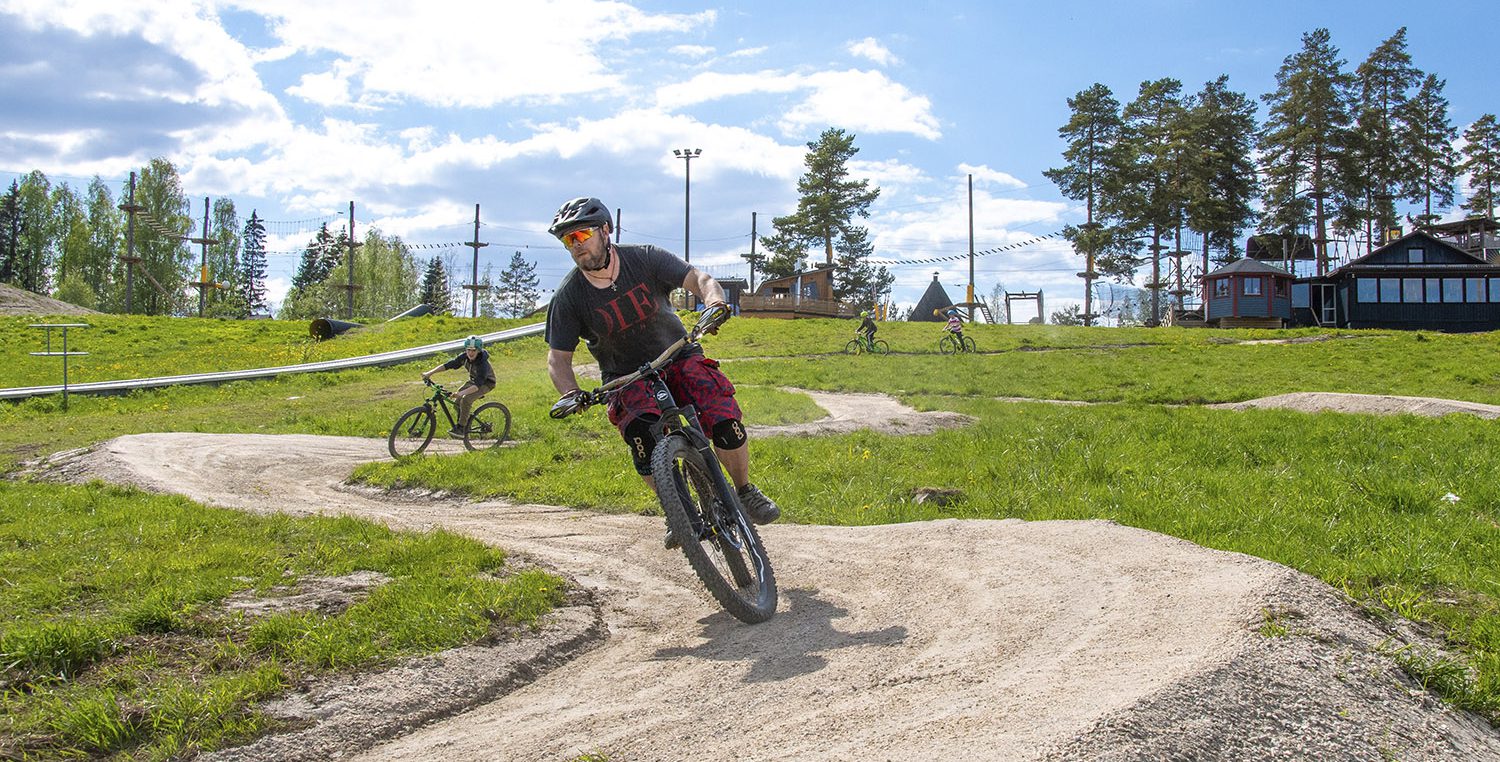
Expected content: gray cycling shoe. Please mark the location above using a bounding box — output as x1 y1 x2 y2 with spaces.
737 483 780 525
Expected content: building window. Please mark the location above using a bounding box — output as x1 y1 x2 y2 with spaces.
1402 278 1424 303
1357 278 1378 303
1379 278 1401 303
1467 278 1487 303
1490 278 1500 302
1426 278 1441 303
1243 277 1261 296
1444 278 1464 303
1213 279 1229 298
1407 247 1424 264
1274 279 1288 297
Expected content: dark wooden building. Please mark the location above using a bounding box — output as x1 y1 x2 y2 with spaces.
739 266 856 319
909 273 956 322
1203 259 1294 328
1291 230 1500 331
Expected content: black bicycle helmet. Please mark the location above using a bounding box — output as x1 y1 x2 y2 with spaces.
548 197 613 237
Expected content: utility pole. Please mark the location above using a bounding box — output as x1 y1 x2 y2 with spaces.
967 173 976 322
673 148 701 263
342 201 363 319
749 211 759 292
189 196 220 317
117 172 143 315
461 203 488 317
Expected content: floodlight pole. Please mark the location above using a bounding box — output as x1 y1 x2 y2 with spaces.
673 148 701 264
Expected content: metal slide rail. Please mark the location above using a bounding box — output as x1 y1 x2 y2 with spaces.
0 322 546 402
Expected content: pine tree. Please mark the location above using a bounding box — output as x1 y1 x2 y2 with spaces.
1120 78 1188 324
1401 74 1458 225
759 128 880 279
420 256 452 315
1259 28 1355 275
1460 114 1500 219
1183 76 1259 281
1346 27 1423 244
495 251 541 317
1045 82 1135 323
240 212 268 316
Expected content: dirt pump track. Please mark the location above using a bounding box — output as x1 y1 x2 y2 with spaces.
36 390 1500 761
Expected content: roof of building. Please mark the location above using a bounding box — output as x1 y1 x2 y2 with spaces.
1206 258 1294 278
909 273 955 321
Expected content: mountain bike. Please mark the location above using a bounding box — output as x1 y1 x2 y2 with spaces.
938 332 977 354
388 380 511 458
549 306 777 624
844 334 890 355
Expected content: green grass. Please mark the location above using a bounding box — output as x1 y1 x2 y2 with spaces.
6 313 1500 731
0 480 564 759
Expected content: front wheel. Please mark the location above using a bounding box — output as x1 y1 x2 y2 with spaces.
463 402 512 451
844 339 863 355
939 334 959 355
388 406 435 458
962 336 977 353
873 339 890 355
652 435 777 624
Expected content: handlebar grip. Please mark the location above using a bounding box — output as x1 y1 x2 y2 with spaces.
697 304 730 335
549 394 587 419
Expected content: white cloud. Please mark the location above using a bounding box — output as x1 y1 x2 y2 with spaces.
957 163 1026 189
671 44 714 58
847 37 898 66
228 1 716 107
656 69 940 140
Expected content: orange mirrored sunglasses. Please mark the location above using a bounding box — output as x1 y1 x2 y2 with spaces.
560 227 597 248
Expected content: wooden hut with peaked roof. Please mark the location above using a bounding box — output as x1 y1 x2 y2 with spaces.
1203 259 1294 328
909 273 955 322
738 265 856 319
1290 230 1500 331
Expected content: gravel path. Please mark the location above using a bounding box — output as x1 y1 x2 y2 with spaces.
31 390 1500 761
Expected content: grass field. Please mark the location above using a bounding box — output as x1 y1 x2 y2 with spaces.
3 312 1499 758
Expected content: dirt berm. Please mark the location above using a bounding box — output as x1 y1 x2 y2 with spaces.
32 389 1500 761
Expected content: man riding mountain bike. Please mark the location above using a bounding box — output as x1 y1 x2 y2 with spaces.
541 196 780 547
421 335 495 437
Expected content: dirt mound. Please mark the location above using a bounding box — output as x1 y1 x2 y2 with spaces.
0 282 98 315
29 424 1496 762
1210 392 1500 419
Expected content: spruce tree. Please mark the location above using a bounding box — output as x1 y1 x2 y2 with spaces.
240 212 268 316
496 251 541 317
1460 114 1500 219
420 256 453 315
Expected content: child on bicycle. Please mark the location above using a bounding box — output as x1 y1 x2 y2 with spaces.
856 310 877 350
541 196 780 546
945 308 965 341
421 335 495 437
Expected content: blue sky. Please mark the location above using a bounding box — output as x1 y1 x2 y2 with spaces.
3 0 1498 315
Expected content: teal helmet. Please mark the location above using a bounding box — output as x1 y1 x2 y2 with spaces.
463 335 484 350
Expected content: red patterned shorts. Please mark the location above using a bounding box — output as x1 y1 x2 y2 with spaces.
606 354 741 434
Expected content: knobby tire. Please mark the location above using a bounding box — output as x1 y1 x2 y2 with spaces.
389 406 436 458
962 336 977 353
939 335 959 355
844 339 863 355
873 339 890 354
651 435 777 624
463 402 512 451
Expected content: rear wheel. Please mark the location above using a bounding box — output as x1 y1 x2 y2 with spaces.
939 335 959 354
388 406 435 458
844 339 862 355
873 339 890 354
652 435 777 624
962 335 977 353
463 402 512 451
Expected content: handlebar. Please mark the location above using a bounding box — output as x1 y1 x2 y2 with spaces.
549 304 730 420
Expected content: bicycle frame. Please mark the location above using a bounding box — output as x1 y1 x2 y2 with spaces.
424 383 463 430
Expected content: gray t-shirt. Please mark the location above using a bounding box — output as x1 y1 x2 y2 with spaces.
545 244 693 381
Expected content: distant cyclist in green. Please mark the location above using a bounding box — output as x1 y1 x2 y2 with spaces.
421 335 495 437
857 310 878 350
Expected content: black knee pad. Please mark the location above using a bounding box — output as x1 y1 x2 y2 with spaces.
622 415 660 475
711 418 747 450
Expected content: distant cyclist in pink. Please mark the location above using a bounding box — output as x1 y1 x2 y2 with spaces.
944 308 965 340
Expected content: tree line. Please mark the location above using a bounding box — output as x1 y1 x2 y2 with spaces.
1046 27 1500 324
0 159 544 320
